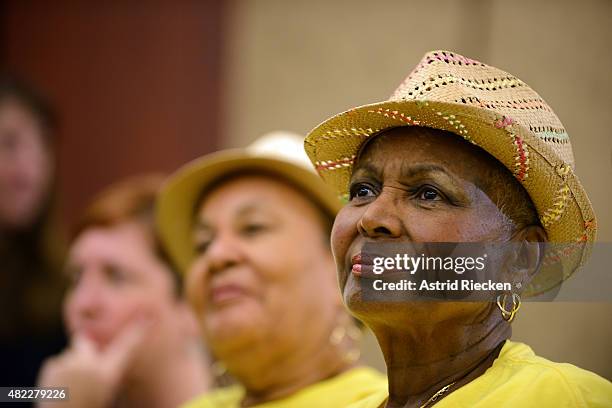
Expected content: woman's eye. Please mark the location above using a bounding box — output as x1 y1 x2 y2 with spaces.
349 183 376 200
105 265 127 284
241 224 267 236
418 186 443 201
194 240 211 254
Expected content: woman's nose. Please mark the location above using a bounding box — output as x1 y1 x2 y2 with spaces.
357 190 403 239
206 232 243 274
70 276 105 321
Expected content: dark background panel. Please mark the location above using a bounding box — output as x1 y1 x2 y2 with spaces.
0 0 225 226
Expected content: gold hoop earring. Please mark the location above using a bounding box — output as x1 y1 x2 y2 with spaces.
496 293 521 323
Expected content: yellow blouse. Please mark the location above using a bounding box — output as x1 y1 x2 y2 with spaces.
348 340 612 408
182 366 386 408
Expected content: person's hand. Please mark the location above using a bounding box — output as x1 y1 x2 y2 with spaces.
37 317 151 408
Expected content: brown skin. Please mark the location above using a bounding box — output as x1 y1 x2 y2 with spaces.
186 175 356 407
331 127 546 408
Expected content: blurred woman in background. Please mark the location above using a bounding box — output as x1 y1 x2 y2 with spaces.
0 75 66 386
156 132 386 407
38 175 211 408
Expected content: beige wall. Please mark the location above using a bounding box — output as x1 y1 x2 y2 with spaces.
222 0 612 378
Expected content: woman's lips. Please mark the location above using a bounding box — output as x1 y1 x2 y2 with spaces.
350 252 408 279
351 253 376 277
351 253 363 276
209 283 248 306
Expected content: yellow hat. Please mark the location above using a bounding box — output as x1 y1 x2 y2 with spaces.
156 131 342 273
304 50 596 296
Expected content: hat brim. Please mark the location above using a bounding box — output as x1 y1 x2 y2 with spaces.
156 150 343 273
305 99 596 297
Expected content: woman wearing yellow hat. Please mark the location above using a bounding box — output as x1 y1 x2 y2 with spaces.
156 132 385 407
305 51 612 407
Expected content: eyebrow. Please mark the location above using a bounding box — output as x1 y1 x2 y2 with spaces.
353 162 456 181
193 202 269 231
353 161 470 201
402 163 452 178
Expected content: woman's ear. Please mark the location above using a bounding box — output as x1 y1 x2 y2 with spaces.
512 225 548 283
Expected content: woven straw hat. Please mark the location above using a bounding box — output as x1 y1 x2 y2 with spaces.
304 50 596 296
156 131 342 274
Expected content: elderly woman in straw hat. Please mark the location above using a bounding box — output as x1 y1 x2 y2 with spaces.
304 51 612 407
155 132 386 407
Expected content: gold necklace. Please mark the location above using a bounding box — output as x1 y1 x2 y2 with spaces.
419 381 456 408
378 381 456 408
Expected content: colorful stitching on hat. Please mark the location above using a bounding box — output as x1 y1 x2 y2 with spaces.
502 98 551 111
367 108 421 125
539 185 570 227
315 155 355 171
535 130 570 144
494 116 515 129
511 133 529 181
435 111 470 141
529 125 566 134
457 96 553 112
397 75 526 100
543 219 594 267
578 219 596 243
320 127 381 141
537 217 593 266
407 76 525 99
555 163 572 178
406 51 485 79
457 96 489 109
457 76 524 89
542 241 583 266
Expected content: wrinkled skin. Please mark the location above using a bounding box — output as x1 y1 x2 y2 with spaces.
331 127 546 407
187 175 354 406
